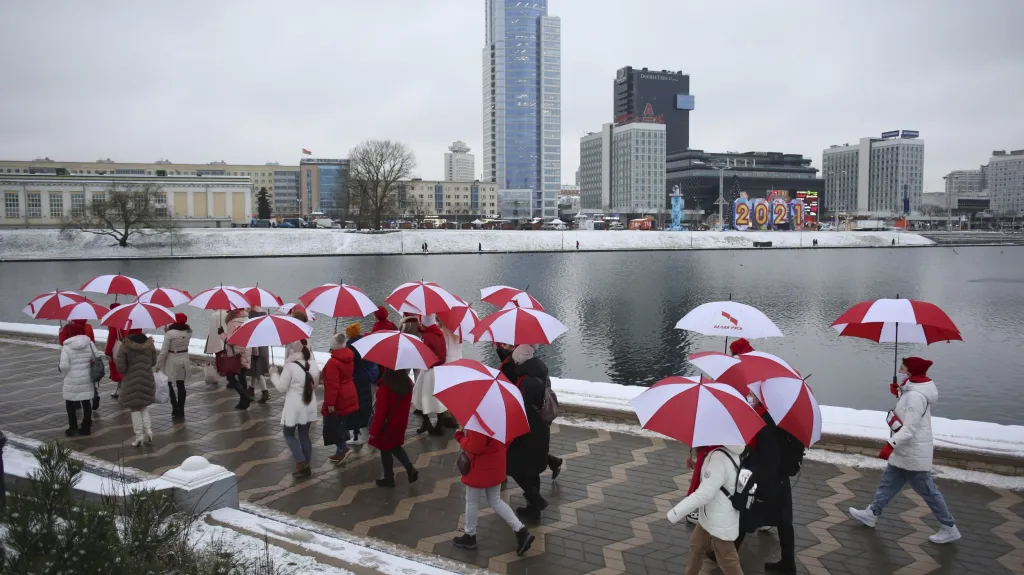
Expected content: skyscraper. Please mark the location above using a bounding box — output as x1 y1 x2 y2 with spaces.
483 0 561 218
444 141 475 182
822 131 924 215
614 67 693 153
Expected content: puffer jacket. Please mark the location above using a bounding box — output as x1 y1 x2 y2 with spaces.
115 335 157 410
59 334 100 401
321 348 357 417
270 352 320 427
222 316 251 369
157 325 192 382
458 429 508 488
887 379 938 472
667 445 744 541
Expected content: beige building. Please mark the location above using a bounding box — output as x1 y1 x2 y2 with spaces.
399 180 499 218
0 174 252 228
0 159 298 216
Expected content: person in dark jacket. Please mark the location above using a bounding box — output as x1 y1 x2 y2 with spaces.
508 345 563 479
371 305 397 333
506 344 551 521
247 307 272 403
495 344 518 383
369 369 419 487
344 323 378 445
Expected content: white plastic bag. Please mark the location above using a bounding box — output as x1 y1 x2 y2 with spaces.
153 370 170 404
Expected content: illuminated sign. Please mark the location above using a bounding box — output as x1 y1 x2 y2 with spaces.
639 73 679 82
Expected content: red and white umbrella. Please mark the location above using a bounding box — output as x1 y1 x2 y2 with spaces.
189 287 250 311
689 351 802 393
80 275 149 297
470 306 567 346
386 281 464 316
349 330 439 370
629 376 765 447
675 301 783 339
299 283 377 318
278 303 316 321
437 304 481 344
480 285 546 312
434 359 529 444
238 286 284 308
748 377 822 447
50 301 110 322
226 314 312 348
831 298 962 344
100 302 176 330
137 287 192 308
22 291 87 319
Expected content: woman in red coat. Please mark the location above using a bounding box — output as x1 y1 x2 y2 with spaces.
104 303 127 398
322 333 358 464
452 429 535 556
369 369 419 487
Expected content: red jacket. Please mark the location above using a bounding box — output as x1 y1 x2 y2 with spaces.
369 383 412 451
371 319 398 333
105 327 126 382
456 429 508 488
321 348 357 417
59 321 95 345
420 325 446 366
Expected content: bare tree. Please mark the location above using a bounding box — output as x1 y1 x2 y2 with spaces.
348 140 416 230
404 195 428 220
61 183 178 247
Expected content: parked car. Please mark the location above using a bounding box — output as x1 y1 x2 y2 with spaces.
282 218 306 228
278 221 295 228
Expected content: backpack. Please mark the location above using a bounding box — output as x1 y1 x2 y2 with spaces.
710 448 758 511
777 428 806 477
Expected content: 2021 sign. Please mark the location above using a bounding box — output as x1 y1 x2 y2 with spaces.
733 196 805 231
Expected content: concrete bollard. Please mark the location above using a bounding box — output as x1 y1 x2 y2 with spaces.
160 455 238 513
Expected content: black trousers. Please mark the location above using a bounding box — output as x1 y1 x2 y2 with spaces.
65 399 92 430
168 380 186 414
511 474 546 508
227 368 250 405
380 447 414 479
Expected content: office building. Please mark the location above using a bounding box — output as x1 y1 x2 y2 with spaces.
272 169 301 217
822 130 925 215
614 67 693 153
298 158 349 221
988 149 1024 214
1 173 251 228
579 121 666 214
444 141 475 182
396 179 499 219
483 0 560 218
944 169 984 198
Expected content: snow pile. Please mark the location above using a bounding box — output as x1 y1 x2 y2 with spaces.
3 445 174 496
0 228 933 260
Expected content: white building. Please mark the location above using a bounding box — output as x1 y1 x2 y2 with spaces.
822 131 925 215
944 169 984 198
444 141 475 182
483 0 560 218
988 150 1024 214
398 180 499 218
579 122 666 213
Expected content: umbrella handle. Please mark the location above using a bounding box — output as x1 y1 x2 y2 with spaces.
892 293 900 384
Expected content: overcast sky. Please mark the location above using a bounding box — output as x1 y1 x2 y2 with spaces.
1 0 1021 193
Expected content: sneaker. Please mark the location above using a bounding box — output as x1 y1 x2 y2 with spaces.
376 477 396 488
515 527 535 556
549 457 563 480
329 448 352 465
686 510 700 525
348 428 367 446
928 524 961 544
849 506 878 528
452 533 477 550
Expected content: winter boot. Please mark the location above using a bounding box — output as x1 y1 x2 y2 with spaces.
426 416 445 436
548 455 563 480
515 527 535 556
141 409 154 443
376 476 396 488
764 523 797 574
130 411 145 447
453 533 477 550
848 506 878 528
929 524 961 544
259 390 270 404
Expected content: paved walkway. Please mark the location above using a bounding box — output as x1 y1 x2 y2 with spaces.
2 339 1022 575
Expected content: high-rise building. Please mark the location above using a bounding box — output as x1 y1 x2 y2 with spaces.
298 158 349 220
614 67 693 153
444 141 475 182
579 121 666 214
483 0 560 218
987 149 1024 214
822 131 924 215
943 169 984 198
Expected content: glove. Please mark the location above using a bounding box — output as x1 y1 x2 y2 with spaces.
879 443 894 460
890 382 899 397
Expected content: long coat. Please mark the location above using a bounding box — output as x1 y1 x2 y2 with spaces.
222 315 252 369
740 410 783 533
412 325 447 415
59 334 100 402
270 353 320 427
506 368 550 477
321 348 357 417
369 380 412 451
105 327 126 383
346 335 378 430
115 335 156 411
204 310 227 355
248 309 270 377
157 325 192 382
458 429 508 489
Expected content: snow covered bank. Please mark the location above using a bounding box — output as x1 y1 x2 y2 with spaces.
0 227 933 260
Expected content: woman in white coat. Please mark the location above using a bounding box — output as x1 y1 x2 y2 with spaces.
58 323 101 437
412 315 447 436
271 339 320 479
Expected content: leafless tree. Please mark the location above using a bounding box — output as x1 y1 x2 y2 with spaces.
61 183 178 247
348 140 416 229
404 195 428 219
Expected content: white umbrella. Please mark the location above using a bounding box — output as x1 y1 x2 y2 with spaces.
676 300 782 353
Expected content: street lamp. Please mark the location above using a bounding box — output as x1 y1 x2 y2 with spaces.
696 161 732 230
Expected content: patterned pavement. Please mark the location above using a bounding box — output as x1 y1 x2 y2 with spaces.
2 338 1022 575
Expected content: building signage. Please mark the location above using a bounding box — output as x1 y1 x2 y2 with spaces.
881 130 901 139
616 68 628 83
900 130 920 139
614 103 665 126
639 73 679 82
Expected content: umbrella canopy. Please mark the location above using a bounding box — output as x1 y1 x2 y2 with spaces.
831 298 962 344
136 287 192 308
278 303 317 321
675 301 783 339
434 359 530 444
349 330 439 370
748 377 822 447
238 287 284 308
299 283 377 318
471 219 485 225
630 376 765 447
80 275 149 297
688 351 802 392
189 287 250 311
22 291 87 319
437 304 481 344
480 285 546 311
226 314 311 348
50 301 110 322
386 281 464 316
100 302 176 330
469 306 567 346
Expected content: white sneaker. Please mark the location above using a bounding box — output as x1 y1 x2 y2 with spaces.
849 506 878 528
686 510 699 525
348 427 368 446
928 525 961 544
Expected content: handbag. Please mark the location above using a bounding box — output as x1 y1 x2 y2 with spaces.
215 350 242 376
89 346 105 383
322 413 349 446
456 451 471 476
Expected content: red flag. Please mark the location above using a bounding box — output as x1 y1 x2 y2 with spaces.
302 148 312 155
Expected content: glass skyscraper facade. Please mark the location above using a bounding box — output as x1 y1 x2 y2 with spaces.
483 0 560 219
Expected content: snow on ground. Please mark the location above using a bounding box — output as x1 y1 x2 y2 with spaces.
0 228 932 260
189 519 360 575
3 445 174 496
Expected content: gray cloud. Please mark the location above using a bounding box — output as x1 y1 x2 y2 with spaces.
1 0 1021 193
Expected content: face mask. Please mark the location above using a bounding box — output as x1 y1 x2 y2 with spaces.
897 373 910 384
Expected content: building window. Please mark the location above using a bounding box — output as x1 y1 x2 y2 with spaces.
50 193 64 218
26 192 42 218
4 192 19 218
71 192 85 216
92 192 105 212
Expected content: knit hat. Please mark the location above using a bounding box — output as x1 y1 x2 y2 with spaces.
729 338 754 356
512 344 535 364
174 313 188 325
902 357 933 377
330 333 347 351
374 305 389 320
345 322 361 339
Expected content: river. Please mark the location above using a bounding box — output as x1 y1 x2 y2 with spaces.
2 246 1023 424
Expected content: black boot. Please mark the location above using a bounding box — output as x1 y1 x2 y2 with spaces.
765 523 797 574
515 528 535 556
547 455 563 480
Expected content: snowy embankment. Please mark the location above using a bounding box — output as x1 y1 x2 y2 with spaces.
2 321 1019 464
0 227 932 260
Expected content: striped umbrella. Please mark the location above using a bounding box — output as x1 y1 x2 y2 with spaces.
22 291 87 319
226 315 312 348
100 302 176 330
470 306 567 346
50 300 110 322
137 287 192 308
80 275 149 297
434 359 529 444
480 285 546 312
630 376 765 447
189 287 250 311
386 281 464 316
349 330 439 370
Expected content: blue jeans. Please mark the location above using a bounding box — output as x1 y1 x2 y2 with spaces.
870 464 956 527
283 423 312 465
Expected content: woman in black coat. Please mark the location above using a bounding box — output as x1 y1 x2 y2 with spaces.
506 345 551 522
345 326 378 445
